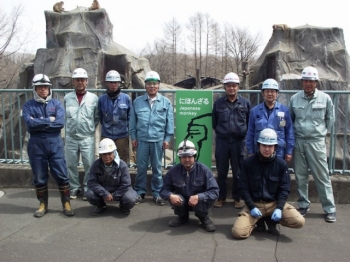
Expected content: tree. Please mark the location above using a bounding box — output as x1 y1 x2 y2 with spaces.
163 18 182 84
0 4 33 89
227 25 262 75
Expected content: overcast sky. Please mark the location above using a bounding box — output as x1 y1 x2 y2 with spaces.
3 0 350 55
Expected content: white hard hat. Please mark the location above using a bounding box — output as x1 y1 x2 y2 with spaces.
99 138 117 154
177 140 197 157
301 66 319 81
223 72 240 84
262 79 279 91
257 128 278 145
145 71 160 82
105 70 121 82
32 74 52 87
72 68 88 79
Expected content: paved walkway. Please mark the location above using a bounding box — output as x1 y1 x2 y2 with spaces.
0 188 348 262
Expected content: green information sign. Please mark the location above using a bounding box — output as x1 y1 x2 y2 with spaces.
175 90 213 168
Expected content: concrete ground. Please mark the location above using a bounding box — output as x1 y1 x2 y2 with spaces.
0 188 348 262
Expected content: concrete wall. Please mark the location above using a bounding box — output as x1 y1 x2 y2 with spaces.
1 163 349 203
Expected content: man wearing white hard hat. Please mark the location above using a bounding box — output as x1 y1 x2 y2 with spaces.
64 68 99 200
246 78 294 162
22 74 74 217
289 66 336 222
86 138 138 215
160 140 219 232
232 128 305 239
98 70 132 164
212 72 251 208
130 71 174 206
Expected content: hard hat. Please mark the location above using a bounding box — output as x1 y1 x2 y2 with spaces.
257 128 278 145
32 74 52 87
223 72 240 84
177 140 197 157
301 66 319 81
105 70 121 82
72 68 88 79
145 71 160 82
99 138 117 154
262 79 279 91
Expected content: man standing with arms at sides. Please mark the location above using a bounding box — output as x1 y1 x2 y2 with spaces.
129 71 174 206
212 72 251 209
64 68 99 201
22 74 74 217
289 66 336 222
246 78 294 161
98 70 132 164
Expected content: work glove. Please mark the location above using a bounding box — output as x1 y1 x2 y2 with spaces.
271 209 282 221
49 116 56 122
250 207 262 218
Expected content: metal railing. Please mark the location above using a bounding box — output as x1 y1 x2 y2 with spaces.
1 89 349 175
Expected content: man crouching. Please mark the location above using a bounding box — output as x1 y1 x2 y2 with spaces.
86 138 138 215
232 128 305 239
160 140 219 232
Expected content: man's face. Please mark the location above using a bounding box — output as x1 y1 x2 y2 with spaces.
180 155 195 169
35 85 50 99
106 81 120 92
259 144 275 158
73 78 88 93
302 79 317 95
224 82 239 96
262 89 278 103
145 81 159 98
100 152 114 165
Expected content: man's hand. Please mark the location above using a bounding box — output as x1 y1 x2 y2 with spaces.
49 116 56 122
188 195 199 207
271 209 282 221
169 194 182 206
285 154 292 162
132 140 138 148
163 141 169 150
104 194 113 202
250 207 262 218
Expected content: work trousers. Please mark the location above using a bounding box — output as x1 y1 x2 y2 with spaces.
232 201 305 239
66 135 95 192
215 136 244 200
169 194 212 218
293 139 336 213
134 140 163 197
28 135 69 187
86 187 138 209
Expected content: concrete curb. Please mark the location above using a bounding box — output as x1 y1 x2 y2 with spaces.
1 163 349 203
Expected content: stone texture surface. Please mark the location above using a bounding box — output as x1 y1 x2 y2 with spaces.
17 7 151 90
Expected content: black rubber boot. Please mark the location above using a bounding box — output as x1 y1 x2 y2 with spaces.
58 184 75 217
34 185 48 217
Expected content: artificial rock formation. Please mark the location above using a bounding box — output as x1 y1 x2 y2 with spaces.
18 7 151 89
250 25 350 169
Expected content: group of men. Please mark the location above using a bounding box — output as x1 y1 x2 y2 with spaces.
22 65 336 239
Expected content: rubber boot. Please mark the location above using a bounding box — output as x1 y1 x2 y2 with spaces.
58 184 75 217
34 185 48 217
